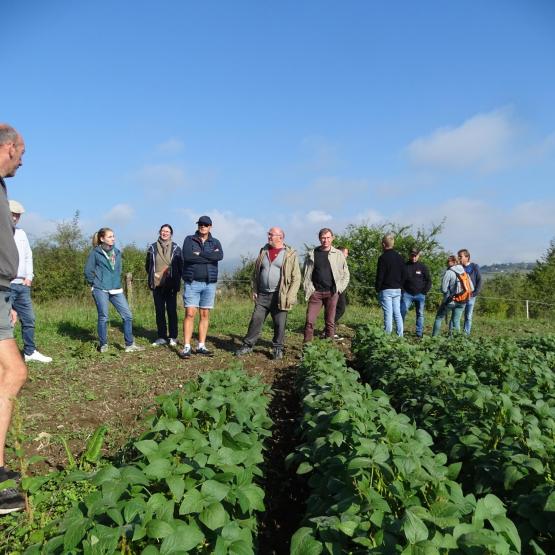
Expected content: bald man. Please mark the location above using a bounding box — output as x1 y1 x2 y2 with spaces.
235 227 301 360
0 124 28 514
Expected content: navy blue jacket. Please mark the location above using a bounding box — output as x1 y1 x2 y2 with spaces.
182 232 223 283
464 262 482 297
84 246 123 290
145 241 183 291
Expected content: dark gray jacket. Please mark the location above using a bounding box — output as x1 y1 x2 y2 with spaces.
0 178 19 289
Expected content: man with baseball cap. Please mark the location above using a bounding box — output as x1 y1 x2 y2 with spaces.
9 200 52 363
401 247 432 338
179 216 223 359
0 124 28 514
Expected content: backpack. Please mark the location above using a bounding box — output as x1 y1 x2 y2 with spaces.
452 270 473 303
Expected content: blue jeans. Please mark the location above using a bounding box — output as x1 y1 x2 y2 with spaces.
401 292 426 337
432 300 465 336
10 283 36 355
379 289 403 336
463 296 476 335
92 289 134 347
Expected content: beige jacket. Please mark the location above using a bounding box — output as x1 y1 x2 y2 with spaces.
252 245 301 311
303 246 350 301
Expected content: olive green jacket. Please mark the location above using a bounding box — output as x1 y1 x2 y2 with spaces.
252 244 301 311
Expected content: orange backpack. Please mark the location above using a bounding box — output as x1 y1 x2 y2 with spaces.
452 271 473 303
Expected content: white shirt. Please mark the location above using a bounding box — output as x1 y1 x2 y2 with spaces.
11 228 34 284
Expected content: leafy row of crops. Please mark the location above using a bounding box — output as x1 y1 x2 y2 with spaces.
23 369 272 554
287 341 520 554
353 326 555 554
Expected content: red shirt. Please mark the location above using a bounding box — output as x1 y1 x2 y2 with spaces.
268 247 283 263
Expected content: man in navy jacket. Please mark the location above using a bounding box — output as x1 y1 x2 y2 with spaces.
179 216 223 359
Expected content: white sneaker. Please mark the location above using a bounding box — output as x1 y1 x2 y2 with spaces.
24 350 52 363
151 338 167 346
99 344 109 353
169 338 177 347
125 344 145 353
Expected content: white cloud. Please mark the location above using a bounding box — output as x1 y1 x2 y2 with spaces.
407 108 516 173
18 212 57 244
156 138 185 155
133 163 189 191
354 208 385 225
104 203 134 225
306 210 332 223
512 200 555 227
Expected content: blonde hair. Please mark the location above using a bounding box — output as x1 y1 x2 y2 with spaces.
382 233 395 249
92 227 113 247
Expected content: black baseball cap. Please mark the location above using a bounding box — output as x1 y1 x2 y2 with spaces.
196 215 212 226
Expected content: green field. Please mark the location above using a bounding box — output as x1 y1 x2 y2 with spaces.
1 292 553 553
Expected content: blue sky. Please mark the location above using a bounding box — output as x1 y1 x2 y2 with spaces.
4 1 555 266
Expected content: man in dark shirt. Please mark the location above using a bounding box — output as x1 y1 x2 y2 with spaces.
375 233 405 336
302 228 349 342
401 248 431 337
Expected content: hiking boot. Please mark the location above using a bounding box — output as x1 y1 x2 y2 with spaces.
235 345 253 357
0 487 25 515
125 344 145 353
196 346 212 356
178 348 191 360
272 347 284 360
99 344 109 353
151 338 167 347
24 350 52 363
169 338 178 347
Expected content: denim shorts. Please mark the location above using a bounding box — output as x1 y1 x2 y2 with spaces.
0 291 14 341
183 281 216 309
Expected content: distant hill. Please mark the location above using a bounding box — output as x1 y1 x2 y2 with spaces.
481 262 536 278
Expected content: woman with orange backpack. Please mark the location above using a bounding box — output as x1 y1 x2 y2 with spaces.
431 254 474 336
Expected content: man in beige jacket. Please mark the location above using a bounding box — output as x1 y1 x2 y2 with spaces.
303 228 349 342
235 227 301 360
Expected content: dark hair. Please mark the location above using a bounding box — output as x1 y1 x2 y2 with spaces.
92 227 113 247
318 227 334 238
159 224 174 235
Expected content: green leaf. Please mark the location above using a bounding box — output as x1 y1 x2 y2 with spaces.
179 488 205 514
83 425 107 463
489 515 521 553
446 462 462 480
21 474 53 494
331 409 349 424
296 462 313 475
236 483 265 513
347 457 373 470
544 491 555 511
199 501 227 530
474 494 506 521
201 479 230 502
290 527 323 555
228 540 254 555
404 507 429 544
166 476 186 501
160 523 204 553
62 517 88 551
135 439 160 457
144 458 172 480
146 519 175 539
338 520 358 537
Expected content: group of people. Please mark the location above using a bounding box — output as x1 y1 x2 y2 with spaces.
0 122 482 515
375 233 482 338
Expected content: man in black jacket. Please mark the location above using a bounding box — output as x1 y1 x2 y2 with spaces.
401 248 432 337
375 233 406 336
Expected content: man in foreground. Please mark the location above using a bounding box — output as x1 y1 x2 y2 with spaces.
235 227 300 360
375 233 405 336
401 248 431 338
458 248 482 335
9 200 52 363
179 216 223 359
0 124 28 514
303 228 349 342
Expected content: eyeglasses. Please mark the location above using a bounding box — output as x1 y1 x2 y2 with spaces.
198 223 210 227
